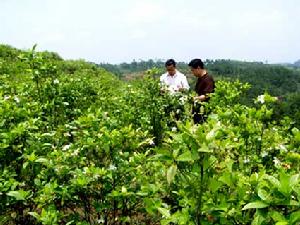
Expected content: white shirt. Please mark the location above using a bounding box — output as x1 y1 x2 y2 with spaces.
160 70 190 93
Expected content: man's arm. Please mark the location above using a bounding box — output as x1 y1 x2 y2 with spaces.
181 76 190 90
194 77 214 101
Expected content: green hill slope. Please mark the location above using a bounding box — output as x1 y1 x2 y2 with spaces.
1 45 299 225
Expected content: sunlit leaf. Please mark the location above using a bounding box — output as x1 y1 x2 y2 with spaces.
167 164 177 185
158 207 170 218
7 190 29 201
242 201 268 210
176 151 193 162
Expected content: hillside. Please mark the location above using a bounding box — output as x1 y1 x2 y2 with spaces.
1 44 300 225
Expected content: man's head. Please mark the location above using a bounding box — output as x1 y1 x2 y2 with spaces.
188 59 205 77
165 59 176 76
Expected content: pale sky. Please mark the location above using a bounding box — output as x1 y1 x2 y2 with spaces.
1 0 299 64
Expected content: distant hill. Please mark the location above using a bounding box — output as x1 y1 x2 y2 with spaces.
293 59 300 67
278 59 300 68
206 59 300 100
99 59 300 101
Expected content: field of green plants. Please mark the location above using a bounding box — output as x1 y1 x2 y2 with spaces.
0 45 299 225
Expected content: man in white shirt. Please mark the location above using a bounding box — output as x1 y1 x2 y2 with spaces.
160 59 190 94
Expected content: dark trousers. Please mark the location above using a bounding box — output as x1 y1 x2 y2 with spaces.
192 103 208 124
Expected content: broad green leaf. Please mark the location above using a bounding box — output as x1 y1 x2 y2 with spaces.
224 158 233 172
28 212 40 219
243 201 268 210
136 191 148 197
80 177 88 186
269 211 286 223
264 175 280 188
66 221 75 225
154 154 172 161
173 148 180 158
198 143 212 153
289 211 300 224
144 198 158 214
251 212 266 225
258 188 270 201
23 162 29 169
290 174 299 189
41 132 55 137
0 143 9 149
191 149 200 160
209 179 222 192
176 151 193 162
279 172 291 196
288 200 299 206
250 173 259 183
275 222 288 225
206 129 215 140
27 152 36 162
7 190 29 201
219 172 232 187
121 186 127 193
35 157 48 164
158 207 170 218
42 143 52 147
167 164 177 185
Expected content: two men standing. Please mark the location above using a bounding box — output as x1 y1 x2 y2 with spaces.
160 58 215 123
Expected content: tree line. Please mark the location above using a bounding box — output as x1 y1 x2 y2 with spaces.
99 58 300 128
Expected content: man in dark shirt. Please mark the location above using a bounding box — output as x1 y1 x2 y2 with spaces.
188 58 215 124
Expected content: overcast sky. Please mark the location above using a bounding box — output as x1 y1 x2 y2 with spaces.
1 0 299 64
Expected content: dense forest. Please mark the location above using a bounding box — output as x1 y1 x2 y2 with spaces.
1 44 300 225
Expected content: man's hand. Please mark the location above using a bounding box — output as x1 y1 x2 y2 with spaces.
160 88 166 94
178 87 186 92
193 95 206 102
